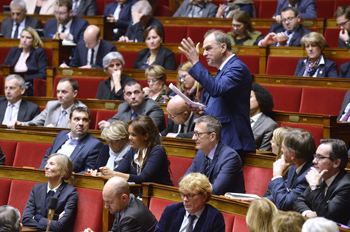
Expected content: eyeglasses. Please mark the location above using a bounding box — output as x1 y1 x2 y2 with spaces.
313 154 331 161
193 131 213 137
231 24 243 28
106 140 119 144
180 193 201 200
178 74 189 82
337 19 349 27
281 16 296 23
169 112 185 118
147 79 158 83
54 11 68 15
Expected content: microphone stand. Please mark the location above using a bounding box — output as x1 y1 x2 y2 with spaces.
54 0 60 40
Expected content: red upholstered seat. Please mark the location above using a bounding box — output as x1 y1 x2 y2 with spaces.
316 0 335 18
258 1 278 18
281 122 323 147
328 57 348 73
33 79 47 97
95 110 117 129
44 48 52 66
149 198 175 221
154 4 173 16
299 88 347 115
232 215 249 232
0 178 12 206
164 26 188 44
243 166 273 197
168 156 193 187
266 56 301 76
7 180 38 215
0 47 12 64
263 85 303 112
253 1 261 18
118 51 139 69
254 27 270 36
95 0 106 15
73 187 103 232
0 140 17 166
222 212 235 232
89 109 97 130
0 74 3 95
334 0 350 14
237 55 259 75
13 142 52 169
324 28 340 48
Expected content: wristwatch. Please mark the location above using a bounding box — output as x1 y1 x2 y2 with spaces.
310 184 320 191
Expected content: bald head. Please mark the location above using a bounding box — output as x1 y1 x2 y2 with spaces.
103 177 130 214
104 176 130 197
167 95 191 124
83 25 101 49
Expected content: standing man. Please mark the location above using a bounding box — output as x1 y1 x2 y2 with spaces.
84 177 157 232
335 6 350 48
294 139 350 225
0 74 40 125
70 0 97 16
179 29 255 156
273 0 317 23
1 0 43 38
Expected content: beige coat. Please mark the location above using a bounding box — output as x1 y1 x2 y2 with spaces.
24 0 56 15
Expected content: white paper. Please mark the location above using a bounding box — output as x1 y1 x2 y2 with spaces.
224 192 260 200
169 83 204 108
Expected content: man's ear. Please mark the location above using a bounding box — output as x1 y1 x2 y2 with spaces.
20 86 26 95
333 159 341 169
73 90 78 98
221 43 227 54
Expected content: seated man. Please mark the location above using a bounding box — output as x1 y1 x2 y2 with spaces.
1 0 43 38
294 139 350 225
71 0 97 16
118 0 163 42
335 6 350 48
1 74 40 125
338 90 350 122
84 176 157 232
155 173 225 232
44 0 89 43
160 95 199 138
39 106 103 173
273 0 317 23
255 7 312 47
0 205 22 232
265 128 315 210
9 78 86 128
98 80 166 132
183 115 245 195
60 25 117 69
250 83 278 151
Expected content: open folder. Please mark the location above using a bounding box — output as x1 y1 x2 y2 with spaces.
169 83 205 108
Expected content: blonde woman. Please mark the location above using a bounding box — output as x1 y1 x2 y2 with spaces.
246 197 278 232
176 61 202 102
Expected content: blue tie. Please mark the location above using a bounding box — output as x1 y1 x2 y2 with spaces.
131 112 137 120
45 190 55 215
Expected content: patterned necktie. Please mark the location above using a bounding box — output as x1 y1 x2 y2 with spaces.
3 104 14 125
205 156 210 178
57 110 67 127
131 111 137 120
13 23 19 38
186 214 197 232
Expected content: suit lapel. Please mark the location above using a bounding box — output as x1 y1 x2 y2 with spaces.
208 142 222 177
0 99 8 122
40 183 48 215
69 134 88 161
252 113 265 131
17 100 27 121
172 206 186 232
325 171 346 200
52 132 70 153
193 205 208 232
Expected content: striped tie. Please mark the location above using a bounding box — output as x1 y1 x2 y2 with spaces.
205 156 210 178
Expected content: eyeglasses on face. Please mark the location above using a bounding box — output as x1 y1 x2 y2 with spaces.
180 193 201 200
192 131 213 137
337 19 349 27
147 79 159 83
169 112 185 118
313 154 331 161
281 16 296 23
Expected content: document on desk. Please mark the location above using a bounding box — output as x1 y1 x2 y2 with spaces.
169 83 204 108
224 192 260 200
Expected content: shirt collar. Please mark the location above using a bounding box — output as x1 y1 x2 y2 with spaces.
295 161 306 175
92 40 101 52
324 171 340 187
133 148 148 167
250 112 262 123
8 99 22 108
61 18 73 29
207 143 218 161
66 131 81 144
13 17 26 27
47 182 63 193
185 204 205 217
218 54 235 71
183 112 193 127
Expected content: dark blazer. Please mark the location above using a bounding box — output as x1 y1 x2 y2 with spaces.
0 97 40 123
173 0 218 17
189 55 255 153
44 17 89 43
112 194 157 232
22 182 78 232
154 203 225 232
125 17 164 42
94 144 109 169
338 90 350 121
160 113 199 138
72 0 97 15
339 37 347 48
274 0 317 19
39 130 103 173
1 16 43 38
95 75 135 100
69 39 117 68
104 0 137 38
252 113 279 151
266 160 313 210
339 61 350 78
255 23 312 46
184 141 245 195
108 97 166 132
115 145 173 186
132 46 177 70
294 57 338 78
294 170 350 225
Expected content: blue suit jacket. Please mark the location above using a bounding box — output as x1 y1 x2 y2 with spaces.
69 39 117 68
274 0 317 19
188 56 255 153
39 131 103 173
154 203 225 232
339 61 350 78
22 182 78 232
44 17 89 43
0 97 40 123
184 141 245 195
294 57 338 78
266 159 313 210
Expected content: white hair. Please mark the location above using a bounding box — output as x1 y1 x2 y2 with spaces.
301 217 339 232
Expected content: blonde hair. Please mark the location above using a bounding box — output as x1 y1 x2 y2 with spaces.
18 27 43 49
101 120 129 141
246 198 278 232
177 61 202 92
179 173 212 202
272 211 306 232
46 154 73 180
301 32 327 51
145 64 166 81
272 127 291 159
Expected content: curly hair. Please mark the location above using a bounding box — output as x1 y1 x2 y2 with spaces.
251 83 274 116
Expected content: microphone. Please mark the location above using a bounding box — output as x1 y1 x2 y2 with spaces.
46 197 58 232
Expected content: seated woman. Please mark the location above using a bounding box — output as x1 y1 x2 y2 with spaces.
339 43 350 78
22 154 78 232
226 11 262 46
3 27 48 96
24 0 56 14
173 0 218 17
250 83 278 151
294 32 338 78
96 52 135 100
272 211 306 232
216 0 255 18
246 197 278 232
143 65 172 103
132 26 176 70
99 115 173 186
176 61 202 102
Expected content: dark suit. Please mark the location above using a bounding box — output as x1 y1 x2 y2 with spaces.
160 113 199 139
173 0 218 17
39 130 103 173
184 141 245 195
69 39 117 68
189 55 255 153
252 113 279 151
339 61 350 78
294 57 338 78
95 75 135 100
111 194 157 232
22 182 78 232
125 17 164 42
71 0 97 15
132 46 177 70
1 16 43 38
339 37 347 48
44 17 89 43
266 160 313 210
294 170 350 225
274 0 317 19
0 97 40 123
154 203 225 232
108 97 166 132
338 90 350 121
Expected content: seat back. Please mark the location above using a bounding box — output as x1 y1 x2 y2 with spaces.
0 140 17 166
258 1 278 18
232 215 249 232
266 56 301 76
0 178 12 205
243 166 272 197
263 85 303 112
33 79 47 97
95 110 117 130
149 198 176 221
163 26 187 43
7 180 38 215
324 28 339 48
168 156 193 187
281 122 323 147
316 0 335 18
237 55 260 75
13 142 52 168
89 109 97 130
222 212 235 232
118 51 139 69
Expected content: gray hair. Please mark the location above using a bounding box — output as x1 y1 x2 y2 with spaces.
301 217 339 232
101 120 129 141
102 52 125 71
194 115 222 141
10 0 26 11
131 0 152 16
204 29 232 52
5 74 25 88
0 205 21 232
